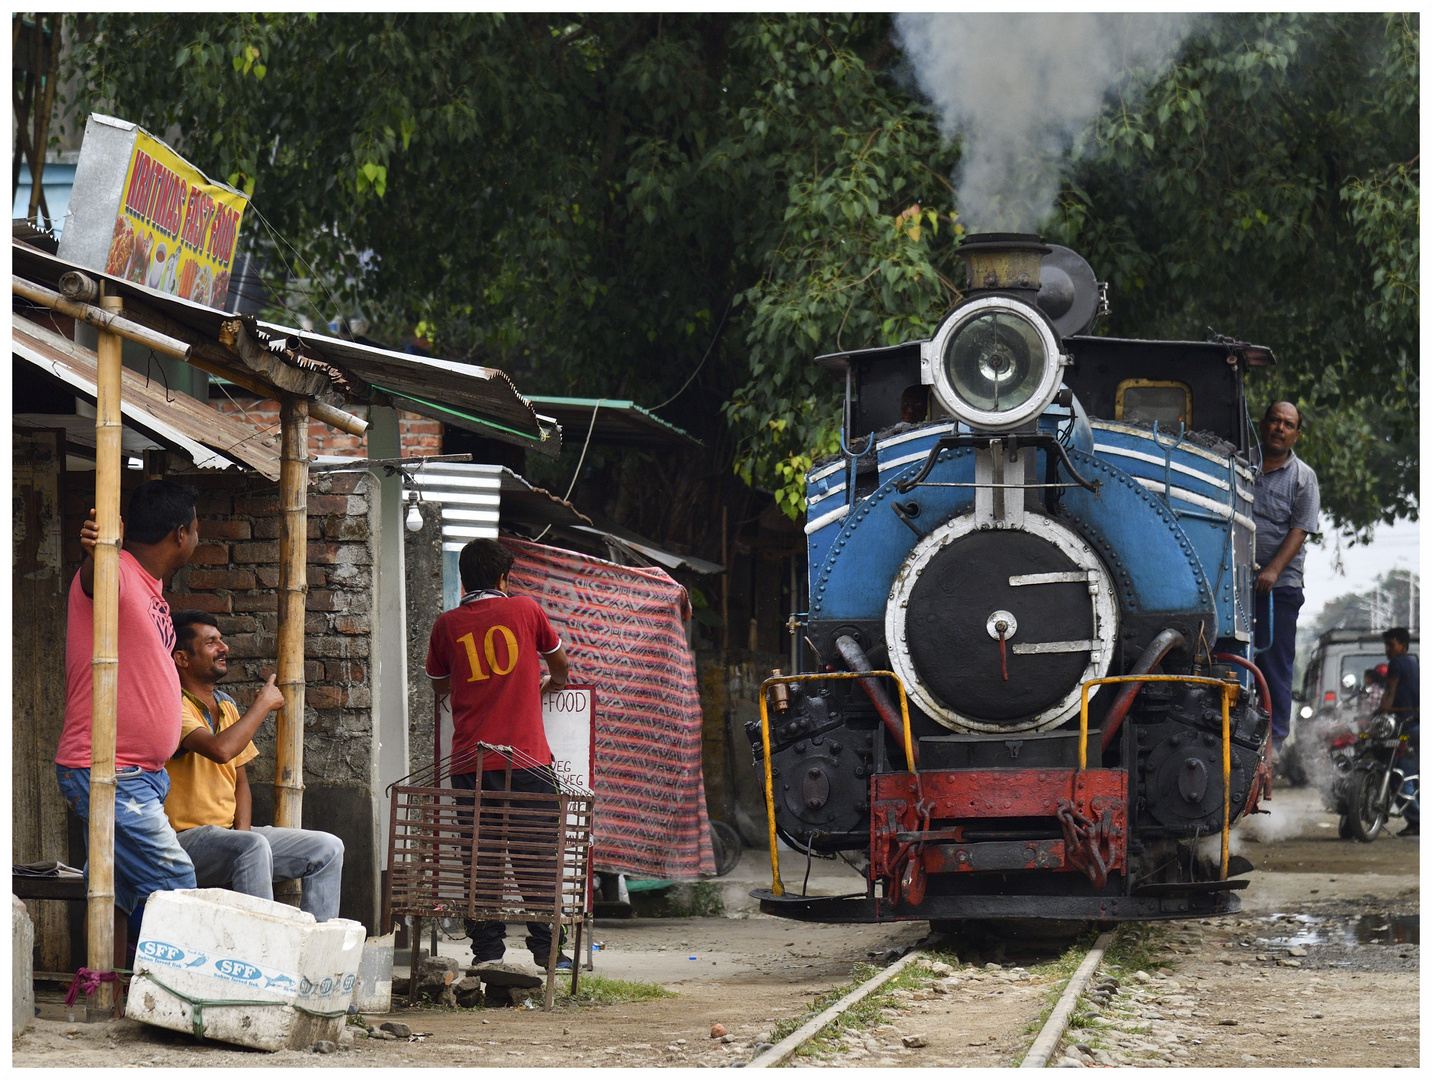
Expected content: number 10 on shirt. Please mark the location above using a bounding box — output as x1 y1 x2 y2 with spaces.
455 625 519 682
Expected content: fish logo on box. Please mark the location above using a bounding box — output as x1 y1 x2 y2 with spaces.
138 940 187 965
215 959 264 984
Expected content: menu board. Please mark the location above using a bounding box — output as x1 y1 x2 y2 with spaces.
433 685 597 791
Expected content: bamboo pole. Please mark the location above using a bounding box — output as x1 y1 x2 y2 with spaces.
274 396 309 845
86 293 124 1014
17 274 369 437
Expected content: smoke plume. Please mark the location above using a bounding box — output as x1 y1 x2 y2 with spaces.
893 13 1192 232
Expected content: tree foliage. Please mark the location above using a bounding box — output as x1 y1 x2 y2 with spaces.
61 13 1416 531
63 14 962 514
1054 12 1419 534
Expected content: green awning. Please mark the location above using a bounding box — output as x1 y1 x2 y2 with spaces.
524 396 700 448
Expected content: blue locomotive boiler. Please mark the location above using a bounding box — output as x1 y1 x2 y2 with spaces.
752 233 1274 924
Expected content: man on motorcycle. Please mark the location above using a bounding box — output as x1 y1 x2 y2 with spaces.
1377 628 1419 837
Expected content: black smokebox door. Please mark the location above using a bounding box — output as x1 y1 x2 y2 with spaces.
905 530 1092 723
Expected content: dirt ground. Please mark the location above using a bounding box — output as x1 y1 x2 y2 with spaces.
12 785 1419 1068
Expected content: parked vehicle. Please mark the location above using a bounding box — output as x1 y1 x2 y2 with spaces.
1283 666 1381 795
1345 712 1419 842
1285 629 1417 788
1296 628 1418 724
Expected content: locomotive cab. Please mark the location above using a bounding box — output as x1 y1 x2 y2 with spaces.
753 233 1275 924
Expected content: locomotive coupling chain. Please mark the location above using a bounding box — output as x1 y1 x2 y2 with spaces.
1057 800 1113 890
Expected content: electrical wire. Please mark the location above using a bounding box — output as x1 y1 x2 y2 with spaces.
650 296 733 412
530 400 602 543
245 203 352 332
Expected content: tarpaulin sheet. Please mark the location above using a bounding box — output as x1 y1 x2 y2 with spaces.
503 538 715 880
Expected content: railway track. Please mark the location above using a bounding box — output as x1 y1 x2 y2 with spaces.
745 929 1117 1069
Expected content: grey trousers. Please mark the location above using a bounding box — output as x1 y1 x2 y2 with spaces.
175 824 344 922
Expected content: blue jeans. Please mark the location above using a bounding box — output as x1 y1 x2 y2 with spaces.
1254 586 1304 747
55 765 197 938
1400 720 1419 825
176 824 345 921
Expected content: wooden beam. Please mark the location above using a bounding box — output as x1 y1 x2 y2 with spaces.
273 396 309 839
86 293 124 1015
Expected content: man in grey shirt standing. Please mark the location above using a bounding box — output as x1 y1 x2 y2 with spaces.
1251 401 1320 754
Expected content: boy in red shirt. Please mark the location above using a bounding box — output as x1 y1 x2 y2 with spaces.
426 538 571 969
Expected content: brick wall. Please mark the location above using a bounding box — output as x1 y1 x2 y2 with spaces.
209 399 444 459
61 464 386 926
64 466 379 787
177 469 380 787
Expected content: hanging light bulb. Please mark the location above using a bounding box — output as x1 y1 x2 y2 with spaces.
405 489 424 533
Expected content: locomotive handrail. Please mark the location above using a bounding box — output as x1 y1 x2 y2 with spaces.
757 670 915 897
1078 674 1240 881
1252 590 1275 655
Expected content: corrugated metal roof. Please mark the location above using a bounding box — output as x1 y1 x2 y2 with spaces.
569 523 724 575
15 413 165 460
13 238 560 453
13 314 282 478
256 321 556 451
523 396 700 448
403 461 591 550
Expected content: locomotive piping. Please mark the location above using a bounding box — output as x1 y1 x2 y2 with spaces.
755 680 786 897
1078 672 1237 879
1098 628 1186 751
894 432 1101 496
1213 651 1276 800
834 635 918 768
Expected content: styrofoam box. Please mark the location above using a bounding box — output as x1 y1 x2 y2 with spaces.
351 933 394 1014
126 889 366 1051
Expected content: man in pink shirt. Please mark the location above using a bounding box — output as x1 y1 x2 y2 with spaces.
55 480 202 937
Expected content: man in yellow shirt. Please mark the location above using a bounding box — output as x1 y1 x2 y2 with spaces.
165 610 344 920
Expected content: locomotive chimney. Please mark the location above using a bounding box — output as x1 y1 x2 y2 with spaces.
958 232 1051 295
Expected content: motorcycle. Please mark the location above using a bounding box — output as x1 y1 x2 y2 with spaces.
1344 712 1419 842
1286 670 1382 792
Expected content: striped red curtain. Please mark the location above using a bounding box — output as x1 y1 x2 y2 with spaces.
503 538 715 880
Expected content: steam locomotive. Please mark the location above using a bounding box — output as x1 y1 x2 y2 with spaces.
751 233 1274 925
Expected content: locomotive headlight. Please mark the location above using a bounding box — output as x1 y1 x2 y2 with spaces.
926 297 1065 431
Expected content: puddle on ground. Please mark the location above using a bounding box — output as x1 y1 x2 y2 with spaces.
1258 913 1419 947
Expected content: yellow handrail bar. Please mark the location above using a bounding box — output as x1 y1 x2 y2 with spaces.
756 671 913 897
1079 674 1241 880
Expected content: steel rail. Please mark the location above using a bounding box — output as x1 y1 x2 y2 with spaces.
745 949 926 1068
743 928 1117 1068
1019 929 1117 1068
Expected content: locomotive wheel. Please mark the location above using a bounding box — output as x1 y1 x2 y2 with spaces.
1350 770 1389 842
709 820 743 877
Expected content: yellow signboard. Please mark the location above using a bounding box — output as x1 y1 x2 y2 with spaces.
100 129 249 308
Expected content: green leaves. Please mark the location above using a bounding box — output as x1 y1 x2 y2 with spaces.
1056 12 1419 531
355 160 387 197
60 13 1415 535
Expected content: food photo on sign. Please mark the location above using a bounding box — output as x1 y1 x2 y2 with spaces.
58 113 248 309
